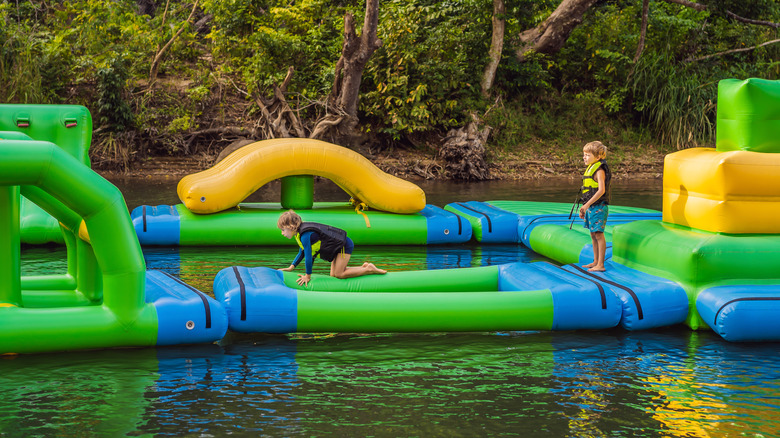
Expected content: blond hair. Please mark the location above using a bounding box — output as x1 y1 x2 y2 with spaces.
583 141 608 159
277 209 302 230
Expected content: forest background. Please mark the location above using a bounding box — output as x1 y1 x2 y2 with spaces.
2 0 779 180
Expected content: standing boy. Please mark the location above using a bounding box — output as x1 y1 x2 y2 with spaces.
578 141 611 272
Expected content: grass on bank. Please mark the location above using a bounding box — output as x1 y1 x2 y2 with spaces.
482 91 681 173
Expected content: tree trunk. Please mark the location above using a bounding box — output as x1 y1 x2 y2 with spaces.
633 0 650 64
310 0 382 142
438 114 492 181
515 0 598 62
480 0 505 97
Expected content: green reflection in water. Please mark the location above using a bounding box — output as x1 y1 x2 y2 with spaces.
1 330 779 437
287 332 561 436
0 349 158 437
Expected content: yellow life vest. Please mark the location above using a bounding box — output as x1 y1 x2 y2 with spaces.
295 233 322 259
581 160 610 204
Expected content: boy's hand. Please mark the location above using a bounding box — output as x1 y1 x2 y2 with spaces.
279 265 295 272
296 273 311 286
579 205 587 219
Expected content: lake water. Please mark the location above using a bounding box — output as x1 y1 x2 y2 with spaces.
5 177 780 437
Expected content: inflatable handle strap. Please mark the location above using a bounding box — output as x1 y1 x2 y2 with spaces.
350 198 371 228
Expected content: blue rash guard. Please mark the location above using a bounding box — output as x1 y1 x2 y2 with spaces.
291 230 319 275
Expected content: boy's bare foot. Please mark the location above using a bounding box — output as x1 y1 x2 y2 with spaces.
582 262 596 268
365 262 387 274
588 266 606 272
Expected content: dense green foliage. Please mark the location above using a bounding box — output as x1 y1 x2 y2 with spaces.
2 0 779 168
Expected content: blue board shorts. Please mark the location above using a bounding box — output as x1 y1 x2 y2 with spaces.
342 237 354 255
584 204 609 233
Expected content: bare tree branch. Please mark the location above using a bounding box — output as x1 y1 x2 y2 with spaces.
309 116 344 140
279 66 294 93
661 0 779 28
685 38 780 63
150 0 199 83
726 10 780 29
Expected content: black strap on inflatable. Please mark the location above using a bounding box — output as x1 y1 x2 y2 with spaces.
232 266 247 321
455 214 462 235
142 205 147 232
557 265 607 310
161 271 212 329
569 265 643 320
522 214 567 239
714 297 780 325
455 202 492 233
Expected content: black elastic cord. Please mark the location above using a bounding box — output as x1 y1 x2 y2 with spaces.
232 266 247 321
160 271 212 328
568 265 643 319
557 265 607 310
714 297 780 325
455 202 493 233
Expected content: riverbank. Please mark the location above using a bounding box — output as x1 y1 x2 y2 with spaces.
97 143 667 182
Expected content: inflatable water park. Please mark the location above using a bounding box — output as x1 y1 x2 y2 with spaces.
2 77 780 354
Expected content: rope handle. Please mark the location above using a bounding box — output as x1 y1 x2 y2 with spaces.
350 198 371 228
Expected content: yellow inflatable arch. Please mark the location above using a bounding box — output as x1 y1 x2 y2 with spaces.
178 139 427 214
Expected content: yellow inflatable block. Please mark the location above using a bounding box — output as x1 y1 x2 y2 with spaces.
178 139 427 214
662 148 780 233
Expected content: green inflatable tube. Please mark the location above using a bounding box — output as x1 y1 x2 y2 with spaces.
287 266 549 332
296 290 554 332
1 104 93 245
214 264 559 333
0 139 157 354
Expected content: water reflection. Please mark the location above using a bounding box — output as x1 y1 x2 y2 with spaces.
13 176 779 436
2 330 778 436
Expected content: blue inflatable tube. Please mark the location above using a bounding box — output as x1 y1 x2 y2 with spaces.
146 270 228 345
213 266 298 333
497 262 622 330
559 262 689 331
134 205 181 245
213 262 657 334
697 285 780 342
443 201 519 243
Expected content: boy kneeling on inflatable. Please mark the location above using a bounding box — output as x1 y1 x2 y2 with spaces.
277 210 387 286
